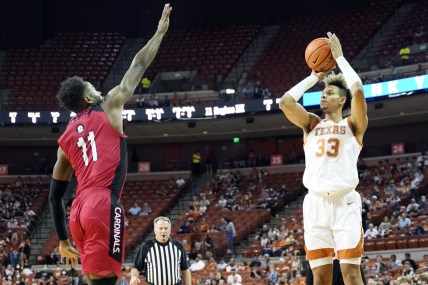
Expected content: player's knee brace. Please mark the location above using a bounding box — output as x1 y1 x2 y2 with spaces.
91 276 118 285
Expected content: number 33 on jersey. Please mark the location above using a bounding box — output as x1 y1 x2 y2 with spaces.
303 117 362 194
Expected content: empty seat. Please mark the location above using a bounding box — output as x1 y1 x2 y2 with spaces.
375 240 386 251
364 240 376 251
385 239 397 250
407 237 419 248
3 32 125 110
396 238 408 249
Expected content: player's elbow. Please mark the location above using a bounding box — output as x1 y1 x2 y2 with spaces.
119 79 135 94
351 82 364 96
279 93 296 110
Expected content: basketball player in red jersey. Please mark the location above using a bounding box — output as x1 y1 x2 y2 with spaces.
48 4 172 285
280 32 367 285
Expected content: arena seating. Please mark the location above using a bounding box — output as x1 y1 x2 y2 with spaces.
184 158 428 285
0 177 49 273
122 178 189 251
0 27 260 111
360 164 428 251
235 171 305 257
1 1 423 110
143 25 261 90
172 208 271 256
249 0 401 96
236 155 428 262
239 171 304 201
12 153 428 285
190 267 271 285
0 177 49 218
171 170 304 258
0 32 125 111
365 0 428 69
240 208 304 258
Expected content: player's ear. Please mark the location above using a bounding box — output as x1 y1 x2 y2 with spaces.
84 94 95 104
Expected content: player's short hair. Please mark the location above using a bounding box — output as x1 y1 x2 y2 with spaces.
154 216 171 227
57 76 87 112
323 72 352 115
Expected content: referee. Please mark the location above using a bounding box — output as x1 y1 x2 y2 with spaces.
130 216 191 285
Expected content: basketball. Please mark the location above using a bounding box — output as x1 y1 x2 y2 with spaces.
305 38 336 72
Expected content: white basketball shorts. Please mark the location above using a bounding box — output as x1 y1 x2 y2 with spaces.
303 190 364 268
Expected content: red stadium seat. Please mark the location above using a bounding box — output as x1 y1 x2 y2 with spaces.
364 240 376 251
418 236 428 247
407 237 419 248
375 240 386 251
3 32 125 110
385 239 397 250
396 238 408 249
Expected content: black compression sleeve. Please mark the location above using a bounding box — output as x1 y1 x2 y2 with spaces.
49 179 69 240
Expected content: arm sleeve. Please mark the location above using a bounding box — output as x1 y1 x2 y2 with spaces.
48 179 69 240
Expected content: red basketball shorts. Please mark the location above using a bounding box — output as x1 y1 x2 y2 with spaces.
69 188 126 277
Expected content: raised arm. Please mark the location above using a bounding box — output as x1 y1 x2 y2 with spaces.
105 4 172 109
279 71 327 133
326 32 368 139
279 91 311 132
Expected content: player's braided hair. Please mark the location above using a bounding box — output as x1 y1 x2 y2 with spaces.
57 76 87 112
323 72 352 117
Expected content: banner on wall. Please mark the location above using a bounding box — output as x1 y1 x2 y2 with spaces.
0 165 8 175
138 162 151 173
1 75 427 125
391 143 405 155
270 154 283 166
303 75 427 106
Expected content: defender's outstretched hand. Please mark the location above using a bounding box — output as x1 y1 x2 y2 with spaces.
158 4 172 34
326 32 343 59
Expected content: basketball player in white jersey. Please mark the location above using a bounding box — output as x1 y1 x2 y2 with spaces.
279 32 367 285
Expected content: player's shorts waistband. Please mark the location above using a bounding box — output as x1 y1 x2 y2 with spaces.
76 187 115 198
308 188 355 197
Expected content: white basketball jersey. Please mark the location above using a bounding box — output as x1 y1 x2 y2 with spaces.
303 117 362 195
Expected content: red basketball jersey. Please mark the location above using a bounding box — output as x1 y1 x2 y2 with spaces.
58 105 127 198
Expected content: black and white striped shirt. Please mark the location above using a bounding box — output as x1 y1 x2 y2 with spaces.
133 239 190 285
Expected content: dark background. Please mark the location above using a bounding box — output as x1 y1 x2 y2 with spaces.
0 0 370 49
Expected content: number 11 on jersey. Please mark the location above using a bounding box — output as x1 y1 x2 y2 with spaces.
77 131 98 166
